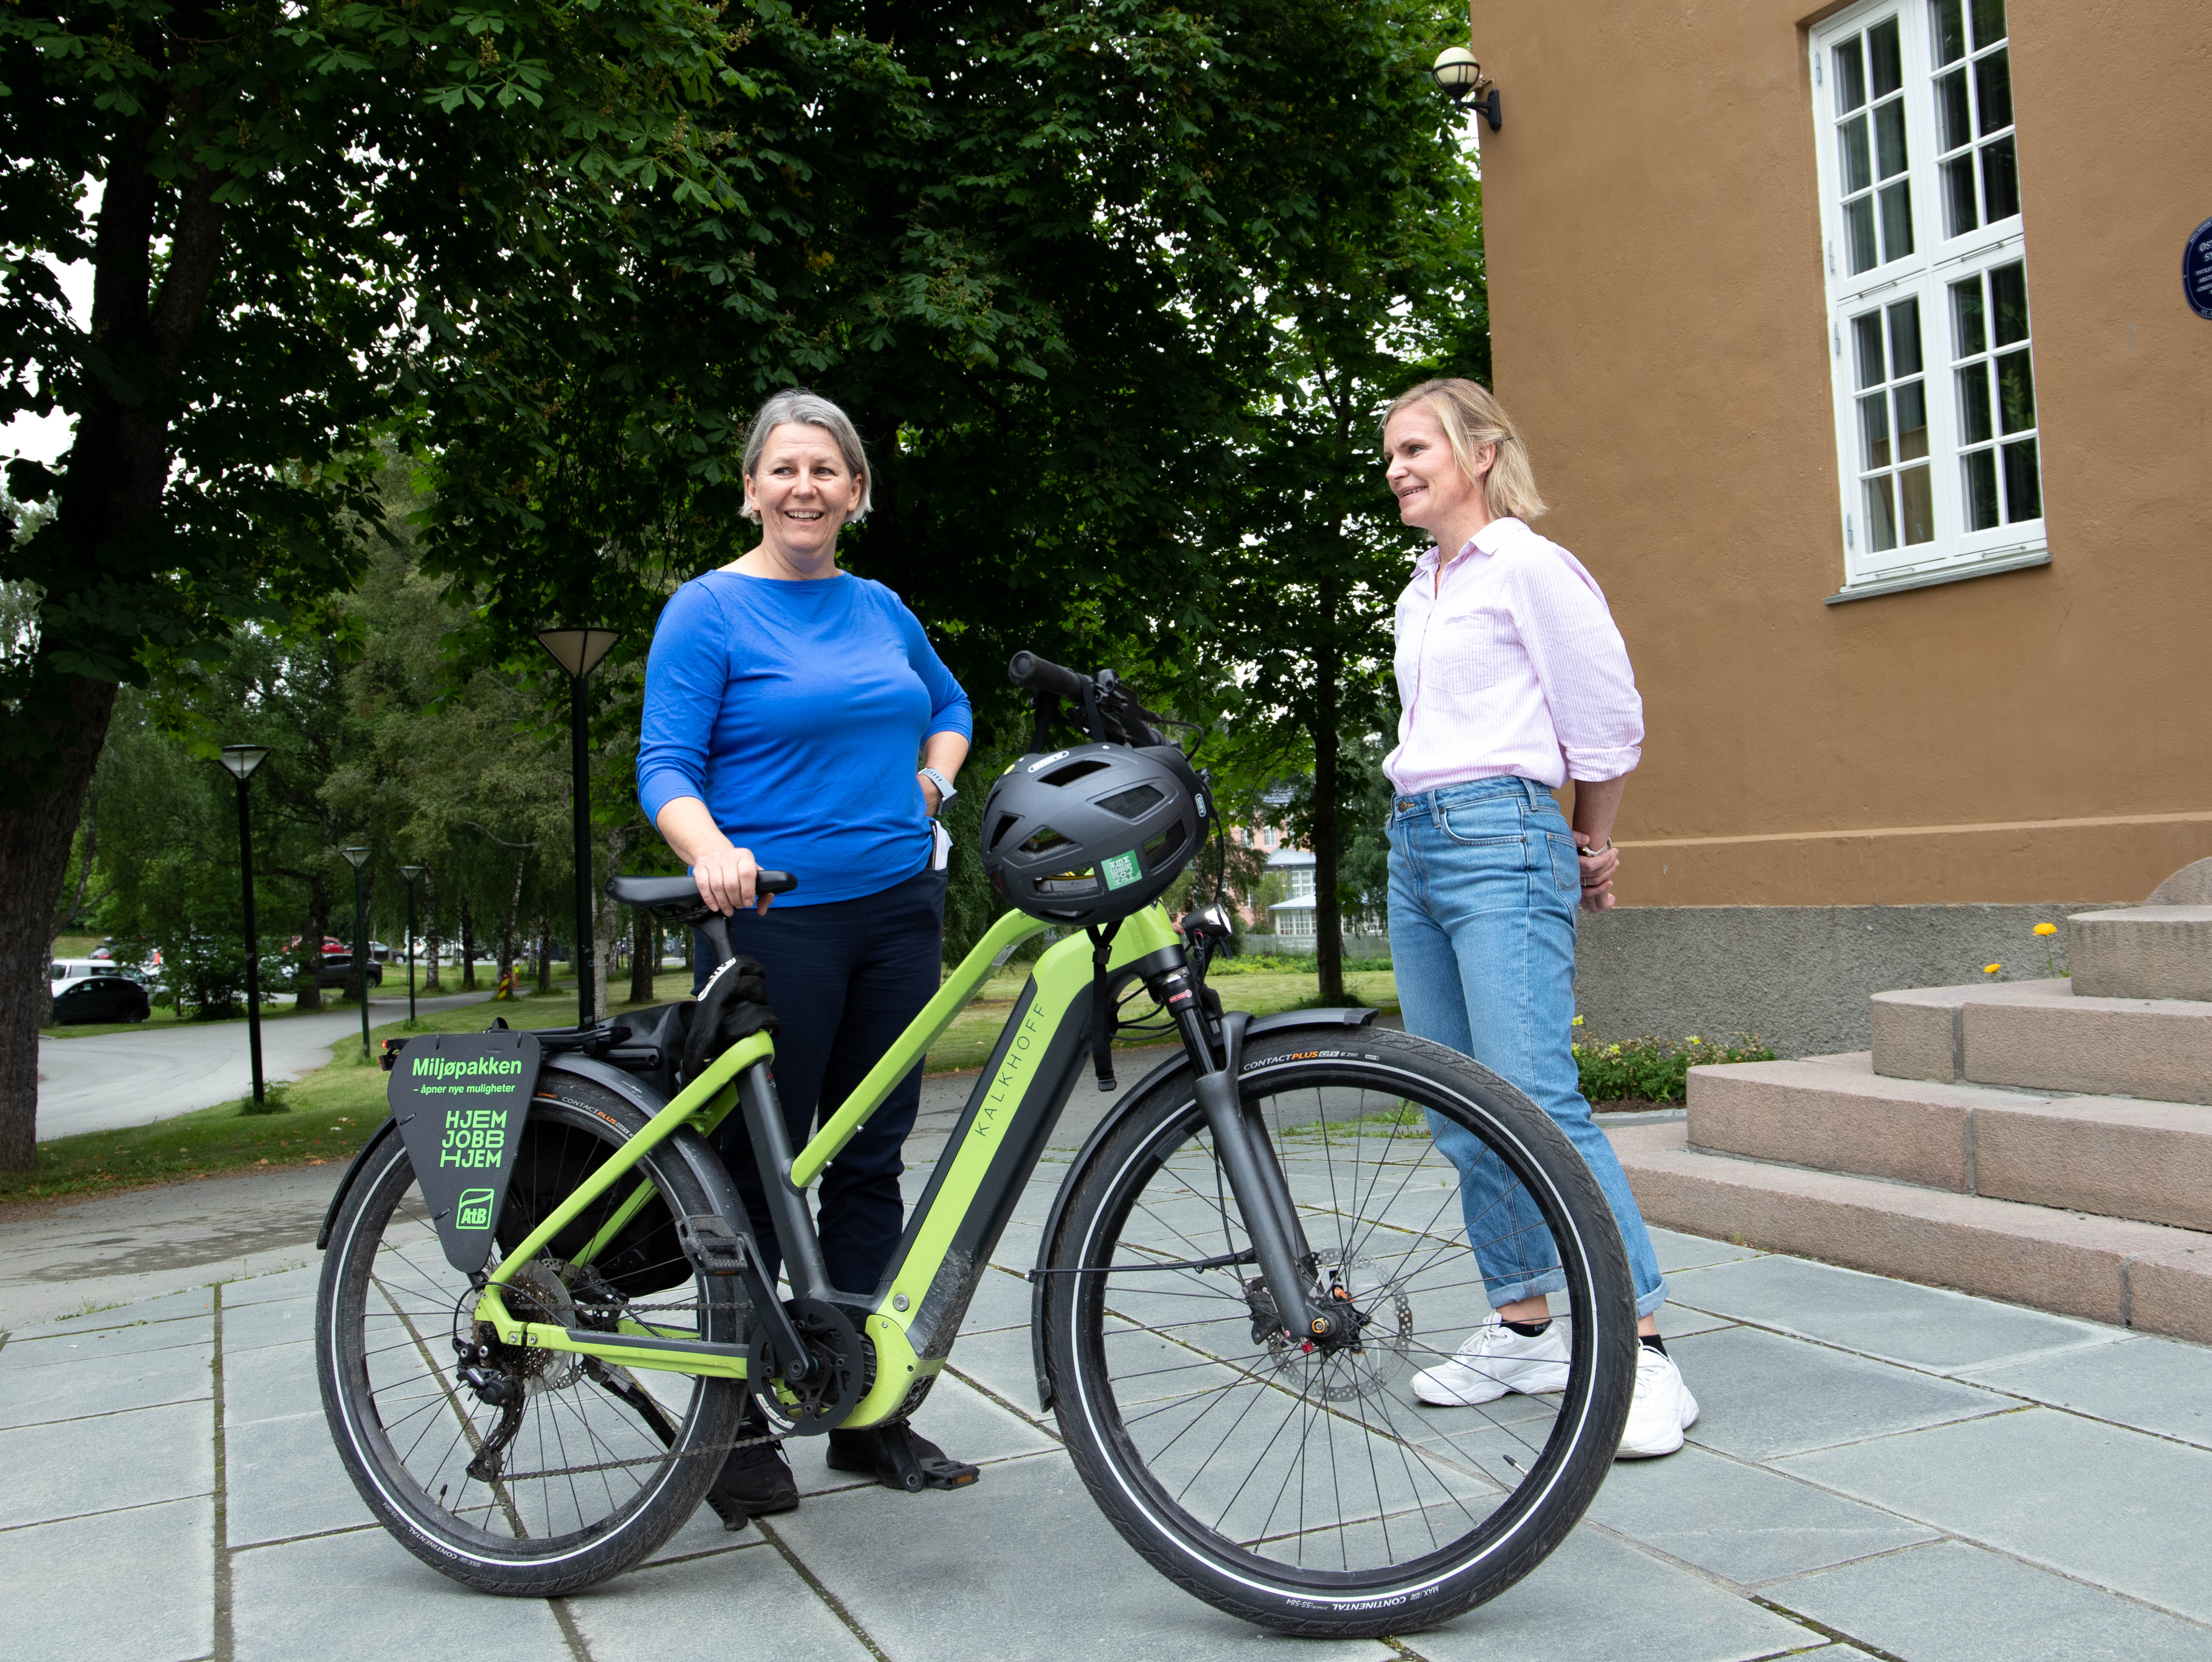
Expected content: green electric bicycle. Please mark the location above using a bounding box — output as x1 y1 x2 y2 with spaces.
314 654 1636 1638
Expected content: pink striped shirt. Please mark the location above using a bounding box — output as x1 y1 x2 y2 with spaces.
1384 517 1643 793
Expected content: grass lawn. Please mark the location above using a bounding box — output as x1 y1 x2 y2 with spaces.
41 998 338 1041
8 962 1397 1208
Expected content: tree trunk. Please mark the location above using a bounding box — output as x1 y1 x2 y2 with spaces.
0 102 230 1169
629 907 655 1005
0 677 120 1168
1311 588 1346 1007
496 855 526 991
535 910 552 995
294 883 331 1013
421 867 442 992
591 825 632 1017
63 774 101 930
460 893 478 991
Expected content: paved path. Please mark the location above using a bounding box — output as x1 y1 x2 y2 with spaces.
4 1116 2210 1661
34 991 495 1140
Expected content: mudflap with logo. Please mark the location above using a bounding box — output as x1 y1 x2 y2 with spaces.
387 1031 543 1273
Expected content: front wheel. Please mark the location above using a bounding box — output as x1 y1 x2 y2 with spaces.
1041 1027 1637 1638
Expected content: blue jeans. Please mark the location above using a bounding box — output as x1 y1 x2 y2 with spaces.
1387 776 1668 1320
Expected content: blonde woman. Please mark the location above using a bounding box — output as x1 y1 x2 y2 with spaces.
1380 378 1694 1459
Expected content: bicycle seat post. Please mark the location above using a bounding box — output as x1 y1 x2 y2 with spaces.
698 912 735 972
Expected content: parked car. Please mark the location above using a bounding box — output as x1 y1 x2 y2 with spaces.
305 951 384 991
49 974 153 1025
82 939 160 969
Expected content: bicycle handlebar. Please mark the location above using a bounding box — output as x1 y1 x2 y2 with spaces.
1007 651 1090 701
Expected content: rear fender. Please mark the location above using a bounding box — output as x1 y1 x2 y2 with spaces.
315 1052 734 1252
1026 1007 1381 1410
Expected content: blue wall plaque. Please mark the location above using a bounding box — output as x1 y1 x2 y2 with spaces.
2186 218 2212 321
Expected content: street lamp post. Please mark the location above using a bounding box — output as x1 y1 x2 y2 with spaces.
533 627 622 1027
217 745 271 1106
339 845 371 1058
399 865 426 1024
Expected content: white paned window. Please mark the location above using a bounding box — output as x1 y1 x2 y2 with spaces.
1811 0 2047 599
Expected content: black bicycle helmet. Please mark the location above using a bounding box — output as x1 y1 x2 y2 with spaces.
980 742 1206 926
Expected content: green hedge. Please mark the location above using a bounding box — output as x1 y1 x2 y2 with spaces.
1211 953 1392 976
1574 1026 1774 1104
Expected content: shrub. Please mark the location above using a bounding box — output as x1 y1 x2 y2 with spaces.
1574 1030 1773 1104
1209 952 1392 976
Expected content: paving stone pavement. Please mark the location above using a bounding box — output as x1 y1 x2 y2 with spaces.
5 1140 2212 1662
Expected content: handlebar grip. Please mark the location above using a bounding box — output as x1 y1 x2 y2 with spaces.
1008 651 1091 700
755 871 798 896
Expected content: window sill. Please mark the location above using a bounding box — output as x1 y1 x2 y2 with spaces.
1824 545 2050 605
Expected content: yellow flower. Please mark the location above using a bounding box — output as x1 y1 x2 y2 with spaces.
1983 962 2002 975
2034 922 2057 937
1687 1035 1703 1044
1571 1015 1585 1027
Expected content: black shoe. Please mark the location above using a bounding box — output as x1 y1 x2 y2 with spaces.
825 1419 980 1493
704 1405 798 1529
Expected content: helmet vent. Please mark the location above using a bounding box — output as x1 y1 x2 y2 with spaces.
1141 821 1189 865
988 813 1024 852
1040 758 1112 787
1019 825 1074 856
1095 784 1165 820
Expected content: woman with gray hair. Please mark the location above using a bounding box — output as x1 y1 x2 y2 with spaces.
638 388 976 1519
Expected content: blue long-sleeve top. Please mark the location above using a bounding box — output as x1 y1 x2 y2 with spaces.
638 570 973 906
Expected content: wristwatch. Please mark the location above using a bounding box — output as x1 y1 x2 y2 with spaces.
919 767 957 812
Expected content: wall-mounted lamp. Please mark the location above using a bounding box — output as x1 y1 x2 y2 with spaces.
1431 46 1501 132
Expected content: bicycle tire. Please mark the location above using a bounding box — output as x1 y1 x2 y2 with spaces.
317 1071 746 1595
1041 1027 1637 1638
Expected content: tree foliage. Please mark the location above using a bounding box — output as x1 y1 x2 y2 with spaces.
2 0 1489 1163
0 0 758 1163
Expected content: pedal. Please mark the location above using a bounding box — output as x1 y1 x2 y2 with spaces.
676 1214 750 1278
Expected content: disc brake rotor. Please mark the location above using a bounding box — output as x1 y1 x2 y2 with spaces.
470 1259 583 1394
1253 1257 1414 1402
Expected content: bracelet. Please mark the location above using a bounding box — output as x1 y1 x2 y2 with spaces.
1578 839 1614 858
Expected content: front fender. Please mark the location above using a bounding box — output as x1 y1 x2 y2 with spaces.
1026 1006 1381 1410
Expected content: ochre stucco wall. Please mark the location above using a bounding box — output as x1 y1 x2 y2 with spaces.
1469 0 2212 904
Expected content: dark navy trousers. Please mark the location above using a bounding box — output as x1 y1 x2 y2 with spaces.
695 864 946 1295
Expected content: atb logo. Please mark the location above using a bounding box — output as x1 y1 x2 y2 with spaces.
455 1188 495 1231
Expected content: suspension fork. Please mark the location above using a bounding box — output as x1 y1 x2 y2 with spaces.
1150 958 1345 1345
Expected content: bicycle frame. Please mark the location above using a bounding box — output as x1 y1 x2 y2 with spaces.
472 903 1185 1430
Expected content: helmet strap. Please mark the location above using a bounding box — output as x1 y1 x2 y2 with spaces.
1086 920 1122 1092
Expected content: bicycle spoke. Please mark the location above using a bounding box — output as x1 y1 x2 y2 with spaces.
1067 1057 1623 1587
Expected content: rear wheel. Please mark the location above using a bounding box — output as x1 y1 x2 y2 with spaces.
1043 1027 1637 1637
317 1072 747 1595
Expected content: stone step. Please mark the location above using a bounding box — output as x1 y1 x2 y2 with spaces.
1609 1120 2212 1343
1870 978 2212 1103
1687 1053 2212 1232
2068 905 2212 1002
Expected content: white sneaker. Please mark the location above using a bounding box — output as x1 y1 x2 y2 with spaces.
1616 1343 1699 1458
1411 1316 1571 1406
